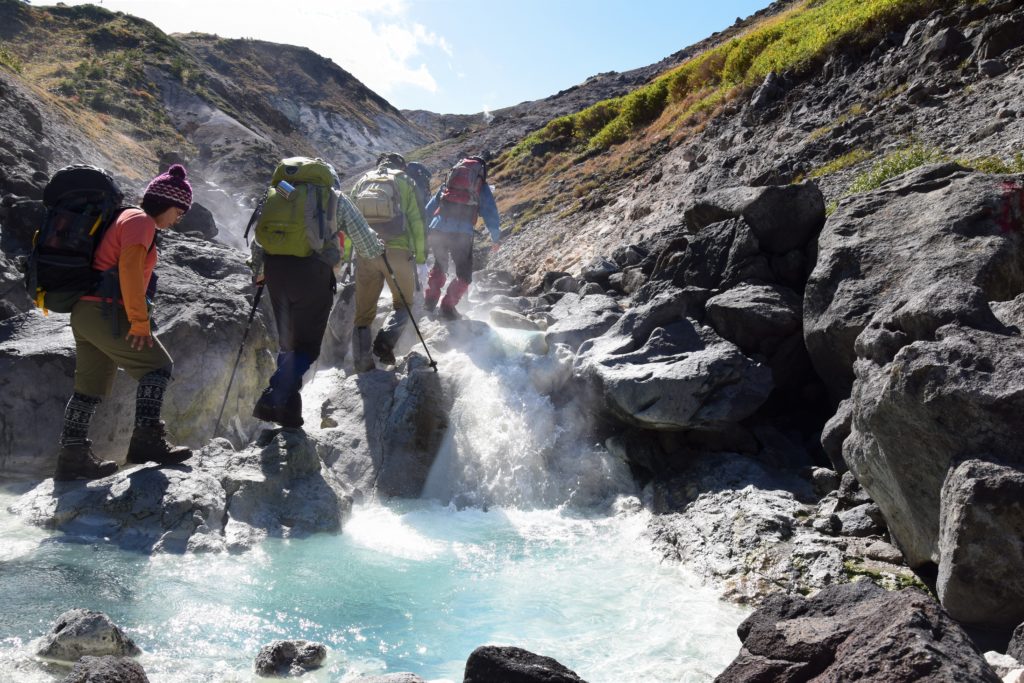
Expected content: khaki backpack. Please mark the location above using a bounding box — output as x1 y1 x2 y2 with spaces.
352 167 407 238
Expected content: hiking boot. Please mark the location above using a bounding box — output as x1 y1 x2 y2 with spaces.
126 421 192 465
423 295 438 313
252 389 280 423
439 304 461 321
372 337 397 365
278 392 304 430
352 326 375 373
253 389 303 428
54 441 118 481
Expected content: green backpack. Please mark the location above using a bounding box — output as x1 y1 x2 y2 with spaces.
351 167 406 238
246 157 338 257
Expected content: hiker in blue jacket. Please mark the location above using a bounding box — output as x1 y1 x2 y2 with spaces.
423 154 501 319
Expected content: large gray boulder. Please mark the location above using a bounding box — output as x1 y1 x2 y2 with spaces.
543 292 621 351
671 218 773 290
36 609 141 662
0 232 276 479
647 452 912 605
938 459 1024 628
12 429 352 553
804 164 1024 400
705 283 802 355
704 282 811 392
463 645 586 683
685 181 826 254
845 323 1024 569
715 582 1001 682
574 287 772 430
11 355 446 550
171 200 217 240
315 354 448 500
0 253 31 320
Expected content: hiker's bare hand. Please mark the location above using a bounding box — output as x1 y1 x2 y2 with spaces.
126 333 154 350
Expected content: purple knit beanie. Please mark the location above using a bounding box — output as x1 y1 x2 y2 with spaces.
144 164 193 212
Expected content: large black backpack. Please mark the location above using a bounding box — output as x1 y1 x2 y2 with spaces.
25 165 125 313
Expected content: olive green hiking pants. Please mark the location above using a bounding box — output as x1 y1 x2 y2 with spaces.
70 300 173 397
354 248 416 328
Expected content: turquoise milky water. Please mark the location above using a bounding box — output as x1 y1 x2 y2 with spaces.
0 496 746 682
0 326 748 681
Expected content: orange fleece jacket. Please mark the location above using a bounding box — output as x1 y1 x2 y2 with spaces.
119 243 151 336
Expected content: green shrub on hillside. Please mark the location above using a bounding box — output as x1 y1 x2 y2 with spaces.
809 148 875 179
504 0 952 166
0 44 23 74
846 144 947 194
590 80 669 149
961 152 1024 174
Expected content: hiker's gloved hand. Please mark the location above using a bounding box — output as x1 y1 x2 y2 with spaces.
126 320 154 350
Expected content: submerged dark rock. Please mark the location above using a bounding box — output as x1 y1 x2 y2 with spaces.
254 640 327 678
464 645 587 683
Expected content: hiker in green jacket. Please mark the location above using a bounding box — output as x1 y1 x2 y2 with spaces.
349 152 426 371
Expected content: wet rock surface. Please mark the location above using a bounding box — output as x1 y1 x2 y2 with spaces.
254 640 327 678
463 645 587 683
62 656 149 683
36 609 141 662
10 356 444 552
0 232 277 479
715 582 1001 683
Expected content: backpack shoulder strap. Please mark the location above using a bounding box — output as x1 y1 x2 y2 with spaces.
243 189 270 244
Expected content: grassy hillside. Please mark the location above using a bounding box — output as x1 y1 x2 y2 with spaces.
0 0 205 178
491 0 957 225
0 0 433 189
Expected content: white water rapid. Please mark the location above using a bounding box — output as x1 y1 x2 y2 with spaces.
0 322 748 682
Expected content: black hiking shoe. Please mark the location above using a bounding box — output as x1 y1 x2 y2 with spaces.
423 296 438 313
54 441 118 481
126 421 192 465
279 392 303 430
253 390 280 423
372 338 397 365
439 304 461 321
253 391 303 429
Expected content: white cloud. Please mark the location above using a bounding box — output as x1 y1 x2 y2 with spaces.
54 0 452 97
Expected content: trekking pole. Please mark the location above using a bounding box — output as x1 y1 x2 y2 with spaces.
214 283 265 436
381 252 438 372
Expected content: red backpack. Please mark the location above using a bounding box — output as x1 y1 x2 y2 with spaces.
439 157 486 223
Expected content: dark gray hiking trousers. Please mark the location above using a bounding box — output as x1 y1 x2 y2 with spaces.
264 254 334 360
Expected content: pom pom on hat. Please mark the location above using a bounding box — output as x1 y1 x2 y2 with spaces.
144 164 193 212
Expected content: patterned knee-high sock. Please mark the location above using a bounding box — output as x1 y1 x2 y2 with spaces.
60 392 101 447
136 368 172 428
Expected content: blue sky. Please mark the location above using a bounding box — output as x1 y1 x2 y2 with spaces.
40 0 770 114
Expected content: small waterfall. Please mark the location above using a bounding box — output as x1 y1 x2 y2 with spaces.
422 326 636 510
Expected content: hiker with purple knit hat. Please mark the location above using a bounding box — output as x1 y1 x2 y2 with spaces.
54 164 196 480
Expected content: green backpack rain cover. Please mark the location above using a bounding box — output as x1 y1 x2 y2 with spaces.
253 157 338 257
